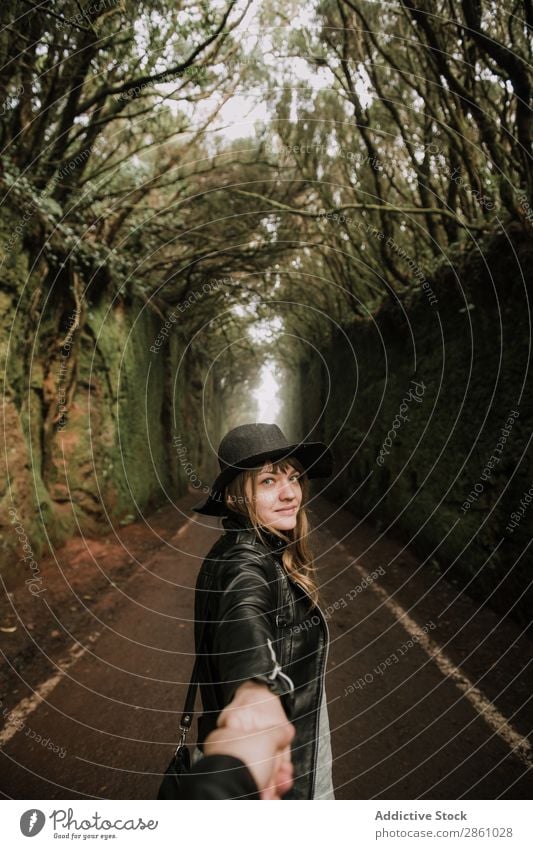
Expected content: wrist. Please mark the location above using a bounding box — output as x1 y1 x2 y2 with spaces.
237 678 276 697
241 678 272 689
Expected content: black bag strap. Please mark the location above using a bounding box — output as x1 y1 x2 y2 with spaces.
177 616 208 746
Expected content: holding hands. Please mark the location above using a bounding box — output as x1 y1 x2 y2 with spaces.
204 680 295 800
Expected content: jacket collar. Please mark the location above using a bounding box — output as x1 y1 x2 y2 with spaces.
221 510 289 552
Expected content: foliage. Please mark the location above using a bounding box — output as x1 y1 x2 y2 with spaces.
0 0 530 342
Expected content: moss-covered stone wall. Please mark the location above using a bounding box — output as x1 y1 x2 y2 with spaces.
0 198 219 588
301 224 532 625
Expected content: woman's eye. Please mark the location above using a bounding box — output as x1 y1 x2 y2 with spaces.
260 474 300 485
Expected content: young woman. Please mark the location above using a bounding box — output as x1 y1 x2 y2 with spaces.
190 422 335 800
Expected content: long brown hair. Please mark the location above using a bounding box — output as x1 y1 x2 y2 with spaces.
223 455 320 609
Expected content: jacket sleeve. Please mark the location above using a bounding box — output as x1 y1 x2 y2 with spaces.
211 548 295 715
178 754 259 800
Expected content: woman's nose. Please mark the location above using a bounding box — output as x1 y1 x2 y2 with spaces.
279 480 299 500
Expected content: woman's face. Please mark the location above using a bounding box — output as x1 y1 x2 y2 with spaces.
246 461 303 530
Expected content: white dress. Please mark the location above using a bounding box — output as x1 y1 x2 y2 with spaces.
313 685 335 799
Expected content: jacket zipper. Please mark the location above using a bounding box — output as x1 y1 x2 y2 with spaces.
309 598 329 799
273 557 329 799
266 637 296 694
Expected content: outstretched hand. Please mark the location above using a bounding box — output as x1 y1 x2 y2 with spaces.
217 679 289 733
213 680 295 799
204 722 295 800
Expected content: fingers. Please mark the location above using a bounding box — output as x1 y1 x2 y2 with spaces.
217 695 261 730
217 700 296 740
205 723 296 799
275 761 294 797
259 762 294 801
216 707 244 731
212 687 296 798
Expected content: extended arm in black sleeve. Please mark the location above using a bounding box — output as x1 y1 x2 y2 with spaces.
178 754 259 800
211 549 295 714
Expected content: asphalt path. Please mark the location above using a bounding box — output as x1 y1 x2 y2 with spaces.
0 491 531 799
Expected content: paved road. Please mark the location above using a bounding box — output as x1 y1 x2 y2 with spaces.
0 492 531 799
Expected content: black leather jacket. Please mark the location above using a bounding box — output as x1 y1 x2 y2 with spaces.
194 509 329 800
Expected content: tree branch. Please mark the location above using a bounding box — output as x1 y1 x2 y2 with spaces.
229 188 485 229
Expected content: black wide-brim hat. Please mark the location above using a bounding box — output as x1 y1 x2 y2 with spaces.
191 422 334 516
